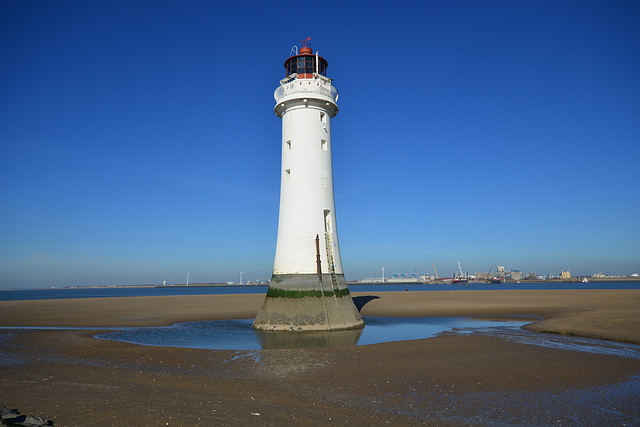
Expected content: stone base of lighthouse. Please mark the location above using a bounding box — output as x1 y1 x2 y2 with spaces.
252 274 365 331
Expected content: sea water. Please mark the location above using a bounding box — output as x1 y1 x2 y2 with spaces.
1 281 638 301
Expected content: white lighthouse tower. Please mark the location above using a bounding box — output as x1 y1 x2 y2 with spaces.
253 40 364 331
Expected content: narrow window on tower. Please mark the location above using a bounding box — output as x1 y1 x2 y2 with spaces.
285 169 291 180
321 139 327 151
320 112 326 123
324 209 333 234
285 140 291 150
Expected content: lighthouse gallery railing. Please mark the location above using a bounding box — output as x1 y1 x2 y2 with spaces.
274 82 338 103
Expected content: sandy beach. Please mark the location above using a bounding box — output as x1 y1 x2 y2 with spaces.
1 289 639 425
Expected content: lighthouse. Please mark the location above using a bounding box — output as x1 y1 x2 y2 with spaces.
253 41 364 332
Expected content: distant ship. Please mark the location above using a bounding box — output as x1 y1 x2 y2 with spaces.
452 260 469 284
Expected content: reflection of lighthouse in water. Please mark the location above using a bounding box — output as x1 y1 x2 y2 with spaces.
253 40 364 332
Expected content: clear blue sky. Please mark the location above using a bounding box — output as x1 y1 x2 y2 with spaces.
1 1 639 288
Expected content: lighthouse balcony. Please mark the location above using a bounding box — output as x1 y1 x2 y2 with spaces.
274 80 338 104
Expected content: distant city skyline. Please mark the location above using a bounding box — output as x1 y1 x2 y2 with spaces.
1 1 639 288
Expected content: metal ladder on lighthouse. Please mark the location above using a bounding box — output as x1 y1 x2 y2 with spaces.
324 232 339 293
324 232 345 324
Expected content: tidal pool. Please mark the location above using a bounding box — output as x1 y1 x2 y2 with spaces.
97 316 521 350
90 315 629 356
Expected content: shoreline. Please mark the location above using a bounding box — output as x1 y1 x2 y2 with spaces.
1 278 638 291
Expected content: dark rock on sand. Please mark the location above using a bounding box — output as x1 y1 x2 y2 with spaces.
0 404 54 427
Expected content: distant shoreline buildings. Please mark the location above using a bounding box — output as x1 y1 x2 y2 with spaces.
360 265 639 285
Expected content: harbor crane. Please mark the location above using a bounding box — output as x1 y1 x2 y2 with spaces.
432 262 439 280
457 260 465 279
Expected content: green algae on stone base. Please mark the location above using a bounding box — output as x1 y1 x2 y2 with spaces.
265 287 351 299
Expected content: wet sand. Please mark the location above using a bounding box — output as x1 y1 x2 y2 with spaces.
1 290 639 425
